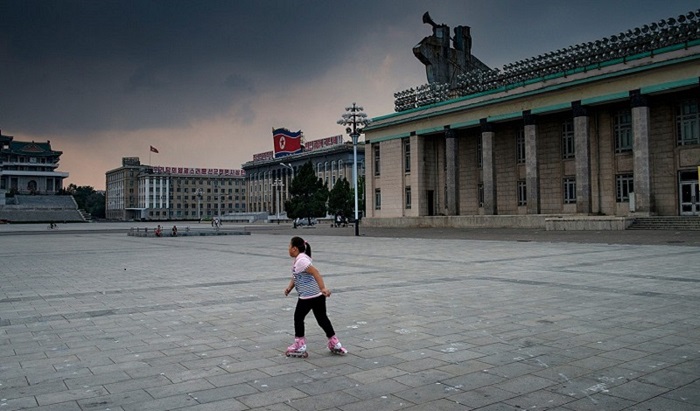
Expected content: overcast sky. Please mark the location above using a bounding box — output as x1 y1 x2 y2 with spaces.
2 0 698 189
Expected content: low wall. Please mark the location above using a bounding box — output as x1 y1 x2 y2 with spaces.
362 215 633 231
127 226 250 237
362 215 550 229
545 216 633 231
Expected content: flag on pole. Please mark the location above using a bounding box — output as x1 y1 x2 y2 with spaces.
150 145 159 153
272 128 303 158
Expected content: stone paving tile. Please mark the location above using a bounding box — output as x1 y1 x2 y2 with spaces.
187 383 258 403
0 396 39 410
76 389 152 410
336 394 413 411
502 389 574 409
659 379 700 406
35 386 110 407
558 392 635 410
121 393 196 411
236 386 307 408
633 395 700 411
1 228 700 410
285 390 359 410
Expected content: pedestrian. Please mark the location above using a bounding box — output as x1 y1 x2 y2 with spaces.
284 236 347 357
171 225 178 237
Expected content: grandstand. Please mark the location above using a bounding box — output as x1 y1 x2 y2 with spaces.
0 194 88 223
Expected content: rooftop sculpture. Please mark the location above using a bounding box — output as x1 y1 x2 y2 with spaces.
396 9 700 112
412 12 491 87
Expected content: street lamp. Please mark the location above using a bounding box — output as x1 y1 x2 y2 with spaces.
338 102 371 236
272 178 284 221
280 163 295 179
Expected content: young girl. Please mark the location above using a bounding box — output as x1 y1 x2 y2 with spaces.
284 236 347 357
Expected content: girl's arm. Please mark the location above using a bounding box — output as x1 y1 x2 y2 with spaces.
307 265 331 297
284 278 295 296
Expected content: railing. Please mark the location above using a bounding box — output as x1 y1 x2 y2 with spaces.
395 9 700 112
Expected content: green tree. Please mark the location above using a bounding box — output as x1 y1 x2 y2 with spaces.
64 184 106 219
327 177 353 219
284 161 328 223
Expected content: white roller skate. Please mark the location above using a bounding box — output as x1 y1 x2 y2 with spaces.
328 335 347 355
285 337 308 358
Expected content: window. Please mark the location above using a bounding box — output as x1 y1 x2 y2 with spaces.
517 180 527 206
614 109 633 153
403 138 411 173
562 120 575 159
373 144 381 176
374 188 381 209
677 100 700 145
405 186 411 209
478 184 484 207
563 177 576 204
516 128 526 164
477 136 483 168
616 174 634 202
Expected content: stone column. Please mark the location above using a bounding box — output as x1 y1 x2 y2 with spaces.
524 110 540 214
573 101 592 214
445 127 459 215
630 89 651 214
481 119 497 215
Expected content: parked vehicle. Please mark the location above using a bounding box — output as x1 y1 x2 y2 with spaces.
294 217 317 228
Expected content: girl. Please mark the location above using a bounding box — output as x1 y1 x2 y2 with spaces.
284 236 347 357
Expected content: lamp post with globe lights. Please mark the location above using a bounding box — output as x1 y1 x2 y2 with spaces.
338 103 371 236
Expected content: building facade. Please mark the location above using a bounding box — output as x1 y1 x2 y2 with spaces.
364 10 700 226
105 157 246 221
0 130 68 194
242 136 365 216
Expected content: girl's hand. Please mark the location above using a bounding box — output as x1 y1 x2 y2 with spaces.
321 288 331 297
284 287 292 296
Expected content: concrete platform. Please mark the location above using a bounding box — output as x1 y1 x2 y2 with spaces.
0 223 698 410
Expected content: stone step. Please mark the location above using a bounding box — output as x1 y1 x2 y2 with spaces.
628 217 700 231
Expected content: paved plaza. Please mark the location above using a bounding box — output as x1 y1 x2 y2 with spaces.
1 223 699 410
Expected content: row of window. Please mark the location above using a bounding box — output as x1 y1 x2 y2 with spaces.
373 174 635 210
374 100 700 177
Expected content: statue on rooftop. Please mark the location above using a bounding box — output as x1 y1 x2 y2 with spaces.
413 12 491 87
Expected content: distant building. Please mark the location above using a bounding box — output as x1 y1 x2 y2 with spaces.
105 157 246 221
0 130 68 194
242 135 365 216
364 10 700 227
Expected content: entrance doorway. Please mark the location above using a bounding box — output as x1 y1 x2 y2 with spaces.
679 170 699 216
426 190 434 216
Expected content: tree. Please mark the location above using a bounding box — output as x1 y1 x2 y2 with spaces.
284 161 328 223
327 177 353 219
63 184 106 219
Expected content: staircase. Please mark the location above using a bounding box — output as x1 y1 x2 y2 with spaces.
78 209 92 222
628 216 700 231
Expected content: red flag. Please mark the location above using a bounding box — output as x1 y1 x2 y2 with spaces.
272 128 302 158
150 145 159 153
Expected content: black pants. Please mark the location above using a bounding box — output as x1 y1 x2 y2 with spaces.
294 295 335 338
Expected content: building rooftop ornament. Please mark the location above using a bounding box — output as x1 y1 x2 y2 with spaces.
413 12 491 87
395 9 700 112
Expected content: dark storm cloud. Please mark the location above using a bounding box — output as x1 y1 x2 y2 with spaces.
1 0 698 137
0 0 388 135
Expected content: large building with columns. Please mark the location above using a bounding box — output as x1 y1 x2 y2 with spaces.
363 10 700 227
